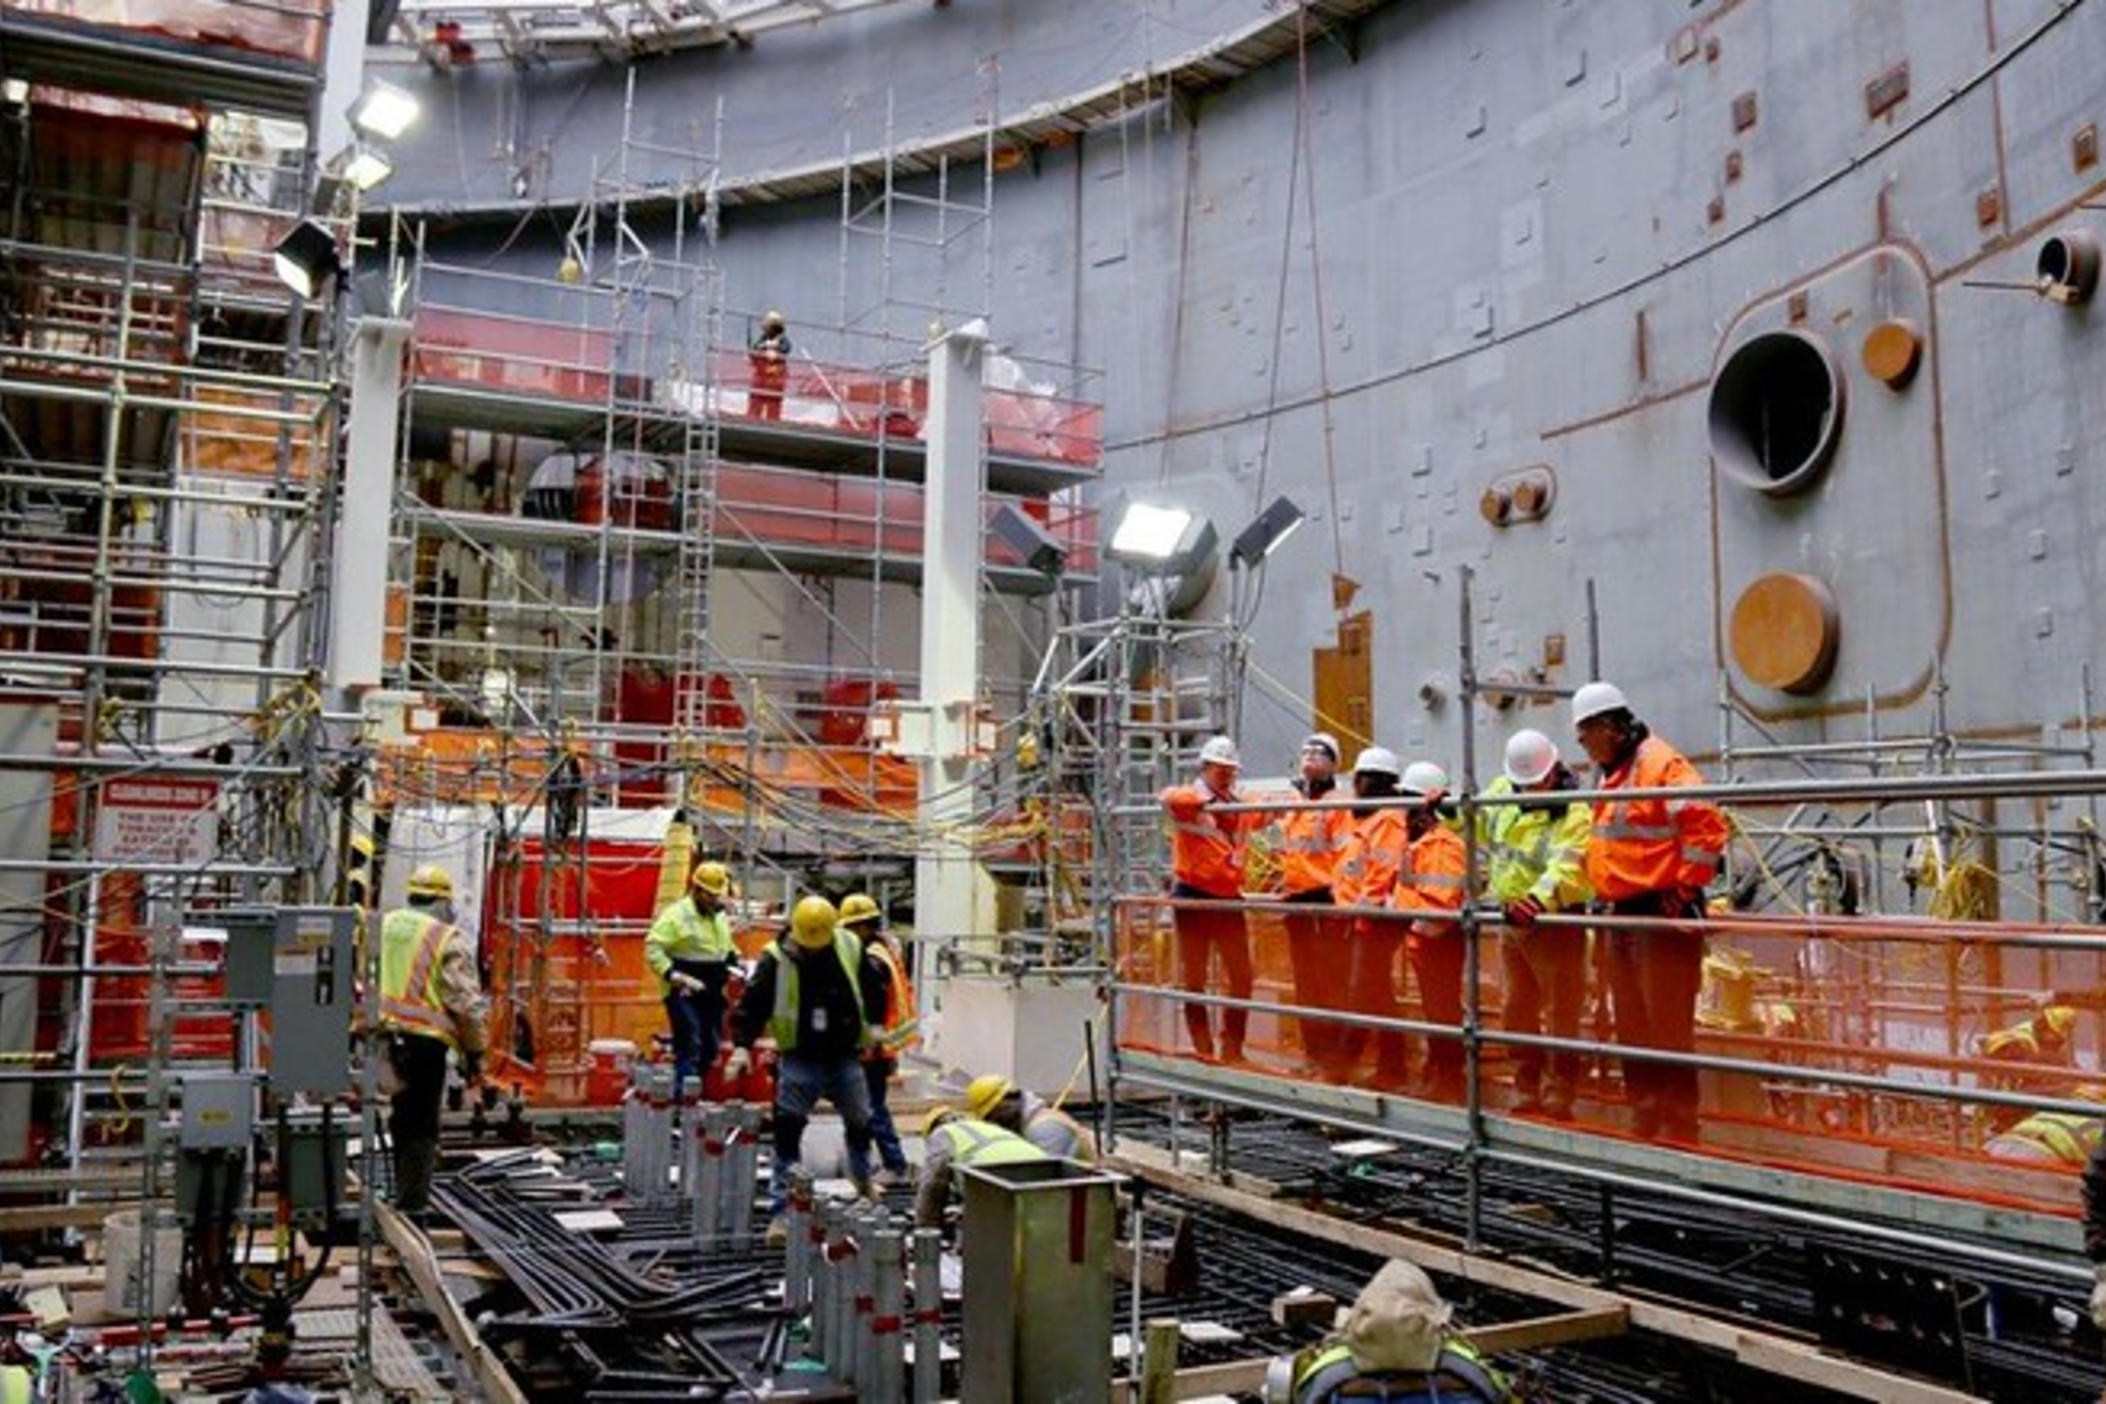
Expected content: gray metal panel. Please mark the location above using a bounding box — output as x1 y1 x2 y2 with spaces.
270 908 357 1098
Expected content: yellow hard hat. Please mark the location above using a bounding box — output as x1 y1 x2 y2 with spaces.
790 895 838 950
691 861 732 898
966 1073 1014 1121
405 863 454 900
921 1105 960 1139
2041 1005 2078 1039
838 893 881 927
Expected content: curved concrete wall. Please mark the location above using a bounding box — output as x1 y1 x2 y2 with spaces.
389 0 2106 774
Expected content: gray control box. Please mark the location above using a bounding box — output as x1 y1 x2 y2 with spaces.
268 907 356 1097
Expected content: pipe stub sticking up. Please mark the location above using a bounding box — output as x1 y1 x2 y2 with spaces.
1707 328 1846 496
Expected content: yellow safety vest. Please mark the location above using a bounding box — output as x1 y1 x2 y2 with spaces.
936 1119 1045 1172
0 1364 30 1404
1998 1110 2102 1164
765 931 868 1053
1477 776 1593 909
379 908 461 1050
644 895 735 995
1291 1340 1512 1403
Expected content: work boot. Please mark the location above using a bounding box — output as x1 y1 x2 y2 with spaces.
764 1215 788 1249
394 1139 438 1217
852 1176 877 1202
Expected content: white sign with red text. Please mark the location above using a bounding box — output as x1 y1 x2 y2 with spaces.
93 779 221 868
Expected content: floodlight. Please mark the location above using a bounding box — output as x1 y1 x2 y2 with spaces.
1105 499 1218 577
348 80 420 141
989 503 1066 577
340 146 394 192
1229 495 1306 567
272 219 342 299
1 79 28 108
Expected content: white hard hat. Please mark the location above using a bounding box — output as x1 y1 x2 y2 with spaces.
1401 761 1449 796
1302 732 1341 762
1504 729 1559 786
1198 735 1241 769
1571 680 1631 728
1352 746 1402 779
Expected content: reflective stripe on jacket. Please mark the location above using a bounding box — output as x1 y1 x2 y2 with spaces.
1477 775 1593 909
1161 782 1259 897
765 931 869 1053
379 908 467 1051
1392 824 1467 926
1995 1110 2103 1165
865 939 919 1058
644 895 735 996
1291 1340 1513 1403
1334 809 1409 910
1584 736 1727 902
936 1118 1045 1170
1277 802 1351 896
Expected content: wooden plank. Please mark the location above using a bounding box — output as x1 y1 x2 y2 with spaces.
1108 1146 1988 1404
1459 1306 1630 1356
0 1201 149 1232
1138 1319 1181 1404
376 1202 531 1404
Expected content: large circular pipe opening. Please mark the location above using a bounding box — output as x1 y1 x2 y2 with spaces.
2036 230 2100 305
1707 328 1845 496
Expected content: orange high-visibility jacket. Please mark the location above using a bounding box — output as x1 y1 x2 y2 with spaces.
1276 800 1352 896
1334 808 1409 910
864 938 919 1061
1393 823 1468 931
1161 783 1261 897
1585 736 1728 903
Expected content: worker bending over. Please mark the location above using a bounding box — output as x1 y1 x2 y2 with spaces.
1978 1004 2078 1135
915 1108 1046 1229
1394 762 1468 1103
644 859 737 1102
379 864 486 1217
841 892 916 1185
1335 748 1412 1085
1263 1260 1516 1403
1573 682 1727 1143
1481 729 1593 1119
966 1073 1097 1162
726 895 889 1246
1159 735 1262 1063
1275 733 1353 1075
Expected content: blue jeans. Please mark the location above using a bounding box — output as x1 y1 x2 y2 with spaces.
770 1052 873 1214
664 960 727 1101
864 1057 907 1174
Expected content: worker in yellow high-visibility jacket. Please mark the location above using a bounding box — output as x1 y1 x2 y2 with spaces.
379 864 486 1216
646 860 738 1100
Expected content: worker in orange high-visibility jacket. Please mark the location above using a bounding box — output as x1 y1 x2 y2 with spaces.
1334 747 1413 1084
1275 732 1354 1073
842 892 915 1184
379 864 487 1216
1573 682 1728 1143
1392 762 1469 1103
1160 735 1264 1062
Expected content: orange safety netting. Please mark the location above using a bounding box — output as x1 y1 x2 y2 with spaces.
1112 896 2106 1220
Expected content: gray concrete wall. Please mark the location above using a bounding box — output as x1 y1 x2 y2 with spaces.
384 0 2106 784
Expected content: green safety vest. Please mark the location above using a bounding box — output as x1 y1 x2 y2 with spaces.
379 908 460 1050
1292 1340 1512 1403
765 931 868 1053
935 1118 1045 1174
1477 776 1593 909
645 895 735 994
2000 1110 2103 1163
0 1365 29 1404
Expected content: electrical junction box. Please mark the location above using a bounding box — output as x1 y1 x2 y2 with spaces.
217 908 280 1006
178 1072 253 1151
279 1111 348 1228
269 907 357 1098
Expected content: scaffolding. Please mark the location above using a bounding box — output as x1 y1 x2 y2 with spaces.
371 78 1107 1094
0 0 340 1369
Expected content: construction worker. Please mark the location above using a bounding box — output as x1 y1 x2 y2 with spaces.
914 1107 1047 1230
379 864 486 1217
2084 1124 2106 1329
1984 1105 2102 1164
1262 1260 1516 1403
749 309 791 420
842 892 916 1185
1334 747 1411 1084
966 1073 1097 1162
1573 682 1728 1143
725 894 888 1246
1482 729 1593 1119
1275 732 1354 1074
1978 1004 2078 1134
1159 735 1262 1063
1395 762 1469 1103
645 860 738 1102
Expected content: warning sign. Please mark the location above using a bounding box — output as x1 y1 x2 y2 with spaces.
93 779 221 868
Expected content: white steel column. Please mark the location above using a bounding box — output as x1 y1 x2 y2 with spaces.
327 315 411 694
913 322 987 1025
